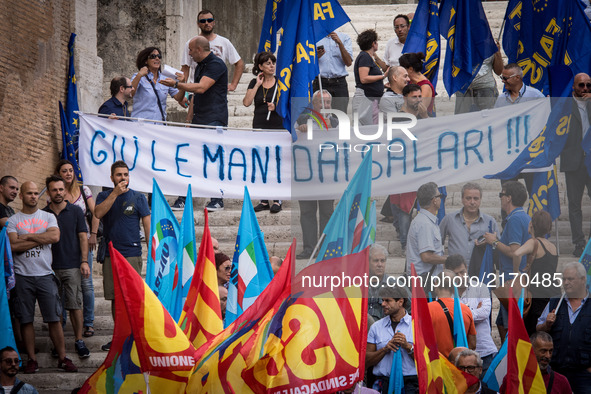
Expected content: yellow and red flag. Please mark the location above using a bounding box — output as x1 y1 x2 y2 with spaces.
178 209 223 349
80 244 196 393
506 294 545 393
410 264 478 393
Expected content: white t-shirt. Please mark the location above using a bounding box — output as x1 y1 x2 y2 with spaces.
6 210 58 276
182 34 241 83
384 36 404 67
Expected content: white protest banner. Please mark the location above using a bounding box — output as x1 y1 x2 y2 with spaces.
78 99 551 199
78 114 293 199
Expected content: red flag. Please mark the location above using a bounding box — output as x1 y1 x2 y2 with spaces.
506 294 545 392
178 209 223 349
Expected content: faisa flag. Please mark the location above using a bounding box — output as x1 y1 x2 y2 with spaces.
258 0 286 53
146 179 180 317
241 247 370 393
439 0 498 96
503 0 591 95
175 185 197 320
505 294 546 393
485 97 572 180
410 264 478 393
527 164 561 221
0 228 18 359
402 0 440 88
188 241 295 393
275 0 349 140
178 208 223 350
59 101 83 183
316 149 373 262
80 245 195 393
225 187 274 326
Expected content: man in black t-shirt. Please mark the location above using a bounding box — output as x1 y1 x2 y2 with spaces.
0 175 18 230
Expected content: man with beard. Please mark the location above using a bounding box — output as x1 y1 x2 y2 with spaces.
98 76 134 119
401 84 428 119
0 176 18 229
0 346 38 393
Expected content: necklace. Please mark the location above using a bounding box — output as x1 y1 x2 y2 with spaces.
462 212 478 223
262 86 268 103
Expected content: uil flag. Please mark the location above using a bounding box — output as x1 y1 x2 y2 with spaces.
225 187 274 326
146 179 180 317
80 245 195 393
402 0 440 87
174 185 196 320
178 208 223 350
506 295 546 392
439 0 498 96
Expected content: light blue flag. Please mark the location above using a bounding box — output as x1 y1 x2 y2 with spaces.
225 187 274 326
316 150 373 262
0 228 19 361
275 0 350 141
146 179 180 315
402 0 440 88
453 285 469 347
578 238 591 290
388 346 404 394
485 98 572 180
439 0 497 96
353 200 376 254
174 185 196 321
527 165 561 221
482 340 507 391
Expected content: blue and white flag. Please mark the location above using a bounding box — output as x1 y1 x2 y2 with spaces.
174 185 196 321
527 165 561 221
403 0 440 88
146 179 180 316
0 228 19 360
482 340 507 391
439 0 498 96
225 187 274 326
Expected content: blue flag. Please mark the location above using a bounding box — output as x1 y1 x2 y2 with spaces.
503 0 591 96
66 33 80 151
485 98 572 180
174 185 196 321
453 285 468 348
2 229 14 298
439 0 497 96
275 0 350 141
59 101 83 183
258 0 286 53
0 228 19 361
388 345 404 394
146 179 181 316
482 339 507 391
527 165 561 221
316 150 373 263
402 0 440 88
225 187 274 326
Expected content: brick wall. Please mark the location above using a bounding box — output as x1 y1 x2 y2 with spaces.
0 0 72 207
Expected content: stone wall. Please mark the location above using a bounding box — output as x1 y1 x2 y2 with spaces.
0 0 72 195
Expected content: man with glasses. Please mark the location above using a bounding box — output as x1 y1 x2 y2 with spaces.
537 262 591 392
0 346 38 393
494 63 544 108
181 9 244 93
454 349 495 393
98 77 134 119
560 73 591 257
375 14 410 70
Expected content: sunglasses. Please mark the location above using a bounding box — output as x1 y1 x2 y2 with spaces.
124 85 133 89
148 54 162 60
498 192 508 198
2 358 19 365
578 82 591 89
199 18 214 23
434 194 442 199
500 74 518 82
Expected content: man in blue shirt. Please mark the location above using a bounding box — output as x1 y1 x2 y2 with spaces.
484 180 530 339
98 76 134 119
95 161 150 351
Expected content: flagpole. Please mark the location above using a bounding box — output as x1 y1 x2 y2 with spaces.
554 219 560 255
348 21 359 36
317 75 326 111
306 232 326 267
266 83 279 121
555 292 566 312
497 19 506 42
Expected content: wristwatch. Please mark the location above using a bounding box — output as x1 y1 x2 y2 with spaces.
174 81 179 89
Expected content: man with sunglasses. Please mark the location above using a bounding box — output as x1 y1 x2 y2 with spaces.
494 63 544 108
0 346 38 393
181 9 244 93
98 76 134 119
560 73 591 257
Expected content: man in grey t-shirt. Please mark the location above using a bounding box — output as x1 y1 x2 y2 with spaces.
6 181 77 374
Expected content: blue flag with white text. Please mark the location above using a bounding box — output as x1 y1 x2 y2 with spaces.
316 150 373 262
59 102 83 183
485 98 571 180
503 0 591 96
146 179 180 316
439 0 497 96
527 165 561 221
174 185 196 321
0 228 19 360
225 187 274 326
275 0 350 141
403 0 440 88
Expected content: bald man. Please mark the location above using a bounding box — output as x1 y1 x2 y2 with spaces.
379 66 410 114
561 73 591 257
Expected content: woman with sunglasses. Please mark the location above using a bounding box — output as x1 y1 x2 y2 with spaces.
215 252 232 288
243 51 284 213
131 47 186 121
